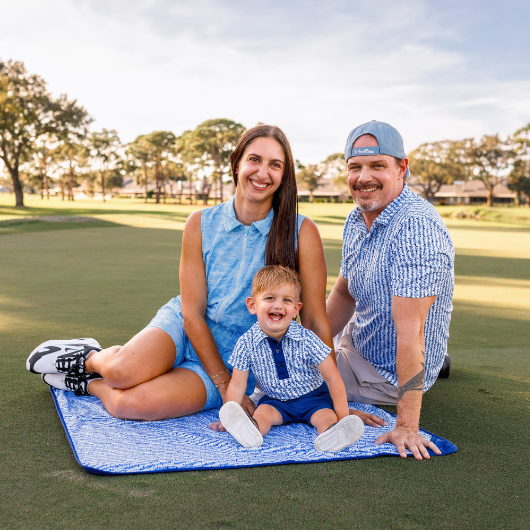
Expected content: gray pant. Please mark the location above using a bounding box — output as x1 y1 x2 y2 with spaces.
334 321 398 406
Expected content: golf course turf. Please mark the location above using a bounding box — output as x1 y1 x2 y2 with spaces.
1 196 529 529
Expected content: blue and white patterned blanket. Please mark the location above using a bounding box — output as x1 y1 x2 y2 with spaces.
51 388 457 475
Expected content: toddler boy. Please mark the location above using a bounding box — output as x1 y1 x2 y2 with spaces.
219 265 364 452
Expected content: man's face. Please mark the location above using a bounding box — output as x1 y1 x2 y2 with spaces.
347 134 407 218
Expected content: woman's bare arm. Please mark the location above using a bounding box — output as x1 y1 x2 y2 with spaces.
180 211 254 414
297 218 333 352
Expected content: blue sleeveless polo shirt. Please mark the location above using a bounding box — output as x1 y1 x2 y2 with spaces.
147 196 305 409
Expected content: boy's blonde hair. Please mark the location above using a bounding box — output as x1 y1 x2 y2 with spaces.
251 265 302 299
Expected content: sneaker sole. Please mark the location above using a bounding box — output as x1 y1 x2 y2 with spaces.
42 373 74 391
42 373 101 395
219 401 263 448
314 415 364 453
26 338 101 374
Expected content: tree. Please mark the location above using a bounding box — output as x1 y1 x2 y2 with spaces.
179 119 245 204
296 163 322 203
18 141 53 198
26 142 57 200
320 153 347 188
80 170 99 197
55 139 87 201
470 135 514 207
507 159 530 207
87 129 121 202
509 124 530 206
142 131 176 204
127 136 154 203
408 140 470 203
164 159 189 202
106 165 125 191
176 130 200 204
0 60 91 206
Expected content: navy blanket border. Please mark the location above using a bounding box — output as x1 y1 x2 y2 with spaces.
50 388 457 476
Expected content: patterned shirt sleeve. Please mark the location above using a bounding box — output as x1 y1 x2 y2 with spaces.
390 216 454 298
339 211 355 279
304 329 332 366
228 335 252 372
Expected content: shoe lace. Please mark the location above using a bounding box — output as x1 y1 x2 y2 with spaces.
63 375 80 392
55 345 96 375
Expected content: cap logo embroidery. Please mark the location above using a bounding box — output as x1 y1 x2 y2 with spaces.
350 146 380 156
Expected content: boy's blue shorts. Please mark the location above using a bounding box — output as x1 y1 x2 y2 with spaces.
257 382 334 425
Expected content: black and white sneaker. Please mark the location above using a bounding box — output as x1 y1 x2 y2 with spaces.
438 354 451 379
26 338 101 375
314 415 365 453
42 372 102 396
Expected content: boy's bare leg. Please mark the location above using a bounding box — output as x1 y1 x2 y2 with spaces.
312 408 365 452
85 327 177 389
252 404 284 436
309 408 338 434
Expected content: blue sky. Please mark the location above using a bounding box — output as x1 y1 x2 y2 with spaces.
1 0 529 163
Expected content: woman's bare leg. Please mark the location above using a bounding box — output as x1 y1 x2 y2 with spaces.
88 367 207 421
86 327 176 389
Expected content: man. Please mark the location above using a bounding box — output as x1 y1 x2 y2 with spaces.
327 120 454 460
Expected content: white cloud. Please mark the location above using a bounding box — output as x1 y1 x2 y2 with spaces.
1 0 529 164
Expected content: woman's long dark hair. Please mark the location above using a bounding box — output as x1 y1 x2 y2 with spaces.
230 125 299 271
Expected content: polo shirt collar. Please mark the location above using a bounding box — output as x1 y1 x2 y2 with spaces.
222 196 273 235
374 183 412 226
254 320 304 344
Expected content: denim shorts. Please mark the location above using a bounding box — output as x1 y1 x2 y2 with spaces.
257 382 334 425
146 297 255 411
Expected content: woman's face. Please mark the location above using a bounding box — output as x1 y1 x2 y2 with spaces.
236 137 285 205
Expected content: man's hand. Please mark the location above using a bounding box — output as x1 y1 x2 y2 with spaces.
375 426 441 460
349 408 387 428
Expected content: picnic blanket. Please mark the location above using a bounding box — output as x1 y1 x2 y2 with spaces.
51 388 457 475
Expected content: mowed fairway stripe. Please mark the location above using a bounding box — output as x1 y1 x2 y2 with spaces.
1 199 530 529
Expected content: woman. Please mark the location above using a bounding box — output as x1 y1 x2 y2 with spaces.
28 125 382 427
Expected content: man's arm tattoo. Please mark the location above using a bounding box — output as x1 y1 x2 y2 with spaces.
397 350 425 402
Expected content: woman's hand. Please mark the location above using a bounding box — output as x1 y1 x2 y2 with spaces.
349 408 387 428
240 394 256 416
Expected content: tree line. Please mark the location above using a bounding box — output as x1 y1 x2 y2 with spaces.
296 128 530 207
0 60 245 207
2 59 529 208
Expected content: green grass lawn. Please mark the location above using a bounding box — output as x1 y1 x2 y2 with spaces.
1 194 529 529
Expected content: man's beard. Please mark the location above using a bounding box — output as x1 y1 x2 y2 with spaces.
351 181 383 212
356 196 384 212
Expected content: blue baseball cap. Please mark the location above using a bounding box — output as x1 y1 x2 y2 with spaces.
344 120 409 178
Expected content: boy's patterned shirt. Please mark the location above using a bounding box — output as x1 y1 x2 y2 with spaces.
229 321 331 401
340 184 454 390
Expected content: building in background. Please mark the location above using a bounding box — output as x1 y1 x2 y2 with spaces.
408 180 516 205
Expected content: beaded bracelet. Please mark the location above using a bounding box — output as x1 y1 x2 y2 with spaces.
210 369 229 381
214 379 231 389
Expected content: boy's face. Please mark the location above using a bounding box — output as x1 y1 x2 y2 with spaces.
246 282 302 340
